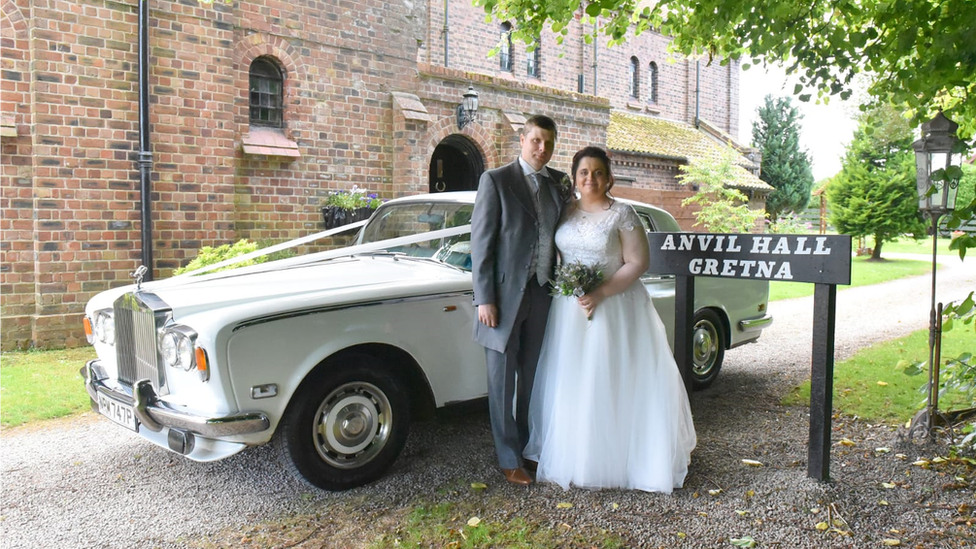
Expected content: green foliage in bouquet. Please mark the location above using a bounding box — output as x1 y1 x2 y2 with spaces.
550 261 604 298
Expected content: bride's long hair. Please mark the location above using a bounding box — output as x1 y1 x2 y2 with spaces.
571 146 615 209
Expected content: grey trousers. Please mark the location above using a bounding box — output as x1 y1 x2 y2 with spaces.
485 280 551 469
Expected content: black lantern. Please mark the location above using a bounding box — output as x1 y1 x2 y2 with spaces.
456 85 479 130
908 111 962 441
912 111 962 218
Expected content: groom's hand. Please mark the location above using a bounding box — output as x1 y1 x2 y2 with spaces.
478 304 498 328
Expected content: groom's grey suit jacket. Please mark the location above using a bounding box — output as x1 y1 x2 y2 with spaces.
470 159 568 353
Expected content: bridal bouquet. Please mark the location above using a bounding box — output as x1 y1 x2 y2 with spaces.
550 261 604 320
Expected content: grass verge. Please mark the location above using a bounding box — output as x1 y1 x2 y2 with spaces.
768 255 933 302
782 327 976 423
0 347 96 428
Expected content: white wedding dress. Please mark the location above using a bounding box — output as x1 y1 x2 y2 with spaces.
524 201 697 493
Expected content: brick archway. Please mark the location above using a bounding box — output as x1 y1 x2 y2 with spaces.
233 35 308 131
427 116 498 175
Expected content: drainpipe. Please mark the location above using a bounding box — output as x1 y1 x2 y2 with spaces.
443 0 449 67
138 0 154 280
592 26 598 95
694 60 700 129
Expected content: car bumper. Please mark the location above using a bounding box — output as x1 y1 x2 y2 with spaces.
82 359 270 438
738 314 773 333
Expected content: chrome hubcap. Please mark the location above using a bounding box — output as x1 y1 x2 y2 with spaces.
314 382 392 469
693 321 718 376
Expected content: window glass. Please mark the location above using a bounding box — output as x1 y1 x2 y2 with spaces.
249 58 284 127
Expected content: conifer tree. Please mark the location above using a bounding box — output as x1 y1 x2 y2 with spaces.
827 105 926 260
751 95 814 223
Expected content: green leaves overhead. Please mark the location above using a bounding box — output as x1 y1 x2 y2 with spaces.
475 0 976 137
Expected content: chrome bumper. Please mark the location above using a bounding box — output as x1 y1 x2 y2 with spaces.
738 314 773 333
82 360 270 437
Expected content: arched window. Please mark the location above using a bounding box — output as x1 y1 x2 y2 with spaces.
629 56 640 99
648 61 659 103
526 40 541 77
249 57 284 128
499 23 513 72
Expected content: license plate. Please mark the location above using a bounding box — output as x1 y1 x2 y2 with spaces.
97 391 138 432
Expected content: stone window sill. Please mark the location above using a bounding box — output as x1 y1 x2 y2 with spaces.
241 127 300 157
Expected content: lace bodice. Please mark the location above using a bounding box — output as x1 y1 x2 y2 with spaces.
554 201 641 276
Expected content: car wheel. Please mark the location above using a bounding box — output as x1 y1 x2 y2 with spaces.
275 355 410 491
691 309 726 390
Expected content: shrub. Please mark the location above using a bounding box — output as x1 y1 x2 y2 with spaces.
175 239 264 275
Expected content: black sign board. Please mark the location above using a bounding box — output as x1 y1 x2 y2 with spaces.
646 233 852 285
653 232 853 482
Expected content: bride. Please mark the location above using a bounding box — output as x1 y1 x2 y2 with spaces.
524 146 697 493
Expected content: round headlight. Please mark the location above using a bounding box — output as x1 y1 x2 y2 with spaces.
93 311 114 344
177 337 194 371
99 312 115 344
161 332 180 368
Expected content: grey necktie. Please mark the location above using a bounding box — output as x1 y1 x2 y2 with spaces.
531 173 556 285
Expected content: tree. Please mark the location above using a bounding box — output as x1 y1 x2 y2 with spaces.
826 104 926 260
751 95 814 223
678 147 765 233
475 0 976 137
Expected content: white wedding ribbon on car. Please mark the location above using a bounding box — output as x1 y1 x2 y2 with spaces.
142 222 473 291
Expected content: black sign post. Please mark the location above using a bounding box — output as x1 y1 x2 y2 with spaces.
646 233 852 481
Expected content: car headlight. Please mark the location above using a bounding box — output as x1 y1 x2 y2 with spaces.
158 325 209 381
89 310 115 345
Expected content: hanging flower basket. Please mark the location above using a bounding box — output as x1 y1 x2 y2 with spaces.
321 186 384 229
322 205 375 229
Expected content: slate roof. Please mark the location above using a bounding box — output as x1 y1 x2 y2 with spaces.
607 111 772 192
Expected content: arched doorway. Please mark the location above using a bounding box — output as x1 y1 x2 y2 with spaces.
429 134 485 193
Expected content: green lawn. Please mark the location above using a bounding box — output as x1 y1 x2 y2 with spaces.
768 255 933 302
783 327 976 423
0 347 95 428
869 235 956 256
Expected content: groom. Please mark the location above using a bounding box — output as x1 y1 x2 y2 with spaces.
470 114 568 485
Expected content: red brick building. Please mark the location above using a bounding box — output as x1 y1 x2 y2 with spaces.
0 0 767 349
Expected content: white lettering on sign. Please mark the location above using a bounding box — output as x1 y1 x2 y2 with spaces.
688 258 794 280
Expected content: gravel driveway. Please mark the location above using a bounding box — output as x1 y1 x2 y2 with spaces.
2 254 974 548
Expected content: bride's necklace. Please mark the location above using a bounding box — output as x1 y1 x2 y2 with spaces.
576 199 611 219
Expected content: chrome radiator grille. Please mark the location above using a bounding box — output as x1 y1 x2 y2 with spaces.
114 292 170 393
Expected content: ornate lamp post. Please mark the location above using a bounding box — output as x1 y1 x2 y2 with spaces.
456 85 479 130
910 111 962 438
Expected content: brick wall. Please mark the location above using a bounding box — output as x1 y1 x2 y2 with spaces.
1 0 740 349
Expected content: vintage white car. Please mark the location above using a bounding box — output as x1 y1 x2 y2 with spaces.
81 192 771 490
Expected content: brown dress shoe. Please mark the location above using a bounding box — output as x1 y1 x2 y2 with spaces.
523 459 538 473
502 467 533 485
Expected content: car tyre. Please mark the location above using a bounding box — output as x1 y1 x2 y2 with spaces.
275 355 410 490
691 309 725 390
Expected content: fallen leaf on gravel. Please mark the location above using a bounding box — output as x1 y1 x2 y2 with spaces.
698 512 708 517
879 500 889 506
882 482 896 489
895 453 907 460
745 490 755 498
612 503 619 510
467 517 481 527
838 438 855 447
875 447 891 453
730 536 757 547
677 532 686 539
932 456 947 464
741 459 764 467
815 522 829 531
735 510 749 516
913 460 930 467
882 539 901 546
556 502 573 509
709 489 722 496
470 482 487 491
877 381 888 386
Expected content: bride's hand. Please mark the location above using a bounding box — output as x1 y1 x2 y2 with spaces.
577 292 604 318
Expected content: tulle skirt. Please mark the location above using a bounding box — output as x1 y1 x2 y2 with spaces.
524 281 697 493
